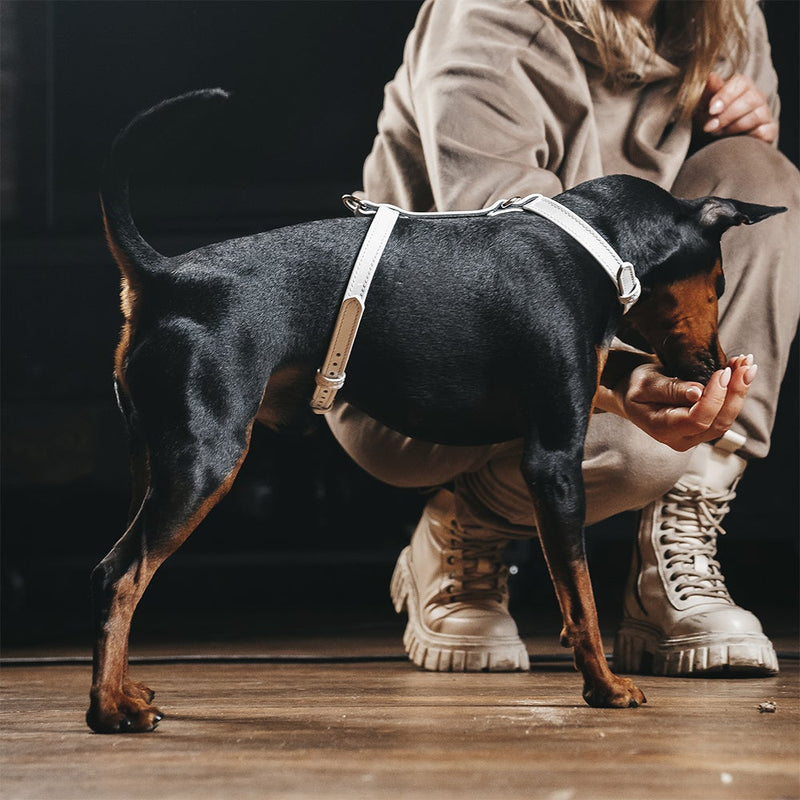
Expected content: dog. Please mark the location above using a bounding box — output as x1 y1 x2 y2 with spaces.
86 89 785 733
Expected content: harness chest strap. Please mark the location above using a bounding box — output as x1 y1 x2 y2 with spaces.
523 195 641 312
309 204 400 414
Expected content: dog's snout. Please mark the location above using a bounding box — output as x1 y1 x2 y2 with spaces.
669 348 725 384
657 329 725 384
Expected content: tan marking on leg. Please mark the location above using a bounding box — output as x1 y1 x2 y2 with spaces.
89 422 256 732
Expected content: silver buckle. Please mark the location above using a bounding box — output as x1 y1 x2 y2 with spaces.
616 262 641 313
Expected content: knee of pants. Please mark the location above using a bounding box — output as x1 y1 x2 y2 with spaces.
325 401 498 489
672 137 800 207
583 418 693 525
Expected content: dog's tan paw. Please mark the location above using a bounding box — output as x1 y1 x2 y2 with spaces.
87 692 164 734
583 676 647 708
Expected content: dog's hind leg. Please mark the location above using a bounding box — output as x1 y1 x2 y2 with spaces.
86 423 253 733
113 448 158 708
87 364 259 733
521 387 646 708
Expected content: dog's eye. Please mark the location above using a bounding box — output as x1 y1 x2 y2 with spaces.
714 274 725 299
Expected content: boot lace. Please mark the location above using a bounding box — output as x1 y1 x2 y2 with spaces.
437 522 509 605
657 481 736 602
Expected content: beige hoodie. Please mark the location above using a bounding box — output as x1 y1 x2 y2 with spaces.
361 0 779 210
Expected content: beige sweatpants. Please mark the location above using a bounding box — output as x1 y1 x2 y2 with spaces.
327 138 800 536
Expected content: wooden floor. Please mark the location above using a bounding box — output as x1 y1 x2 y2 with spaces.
2 631 798 800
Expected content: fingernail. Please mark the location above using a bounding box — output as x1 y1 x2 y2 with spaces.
720 367 731 387
744 364 758 385
746 353 754 365
705 118 720 132
687 386 702 402
709 99 724 115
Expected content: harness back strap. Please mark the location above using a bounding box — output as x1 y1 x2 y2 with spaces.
309 204 399 414
343 192 641 313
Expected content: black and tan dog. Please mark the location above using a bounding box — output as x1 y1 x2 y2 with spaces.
87 89 784 733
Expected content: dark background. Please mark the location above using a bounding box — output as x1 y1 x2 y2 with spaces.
1 0 797 648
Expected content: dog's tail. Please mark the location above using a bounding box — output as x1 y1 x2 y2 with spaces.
100 88 230 276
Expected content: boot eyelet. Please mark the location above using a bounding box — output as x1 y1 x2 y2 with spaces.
447 556 455 565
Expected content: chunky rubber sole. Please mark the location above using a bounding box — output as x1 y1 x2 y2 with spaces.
614 619 779 676
390 546 530 672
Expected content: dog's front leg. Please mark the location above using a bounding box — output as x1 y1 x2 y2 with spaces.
521 439 646 708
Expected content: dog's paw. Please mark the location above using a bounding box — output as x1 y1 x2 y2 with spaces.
583 676 647 709
86 692 164 734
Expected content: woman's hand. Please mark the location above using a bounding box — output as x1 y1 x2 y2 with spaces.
599 355 757 452
696 72 778 144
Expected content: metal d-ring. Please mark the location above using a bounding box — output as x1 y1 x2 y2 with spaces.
341 194 365 214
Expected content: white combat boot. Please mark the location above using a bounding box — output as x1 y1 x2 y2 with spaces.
390 490 530 672
614 441 778 676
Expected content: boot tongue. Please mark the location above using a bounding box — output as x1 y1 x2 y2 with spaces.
691 553 721 593
693 554 710 575
461 554 504 594
661 483 732 601
473 557 494 575
440 543 508 604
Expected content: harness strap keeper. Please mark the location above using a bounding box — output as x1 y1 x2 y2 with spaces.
310 204 400 414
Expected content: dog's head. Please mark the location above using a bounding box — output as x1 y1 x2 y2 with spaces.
617 196 786 383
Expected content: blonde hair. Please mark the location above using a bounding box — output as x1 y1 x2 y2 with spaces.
536 0 751 118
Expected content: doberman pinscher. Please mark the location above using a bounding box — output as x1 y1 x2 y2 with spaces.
86 89 785 732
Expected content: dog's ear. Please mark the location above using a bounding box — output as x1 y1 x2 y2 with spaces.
692 197 787 235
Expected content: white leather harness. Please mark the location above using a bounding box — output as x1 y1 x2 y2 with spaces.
309 193 642 414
